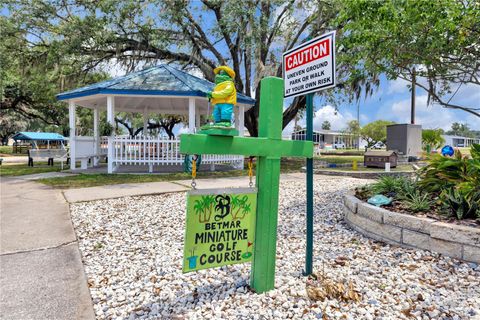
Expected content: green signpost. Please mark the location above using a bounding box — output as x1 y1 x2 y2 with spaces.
283 31 336 276
180 77 313 293
183 188 257 273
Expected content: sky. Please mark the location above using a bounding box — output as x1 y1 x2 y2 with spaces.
283 75 480 135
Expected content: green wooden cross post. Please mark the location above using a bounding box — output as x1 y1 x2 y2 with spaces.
180 77 313 293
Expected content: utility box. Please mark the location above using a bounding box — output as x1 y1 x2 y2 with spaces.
364 150 398 168
386 124 422 157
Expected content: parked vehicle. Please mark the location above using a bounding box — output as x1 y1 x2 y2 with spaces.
334 142 346 149
372 142 385 149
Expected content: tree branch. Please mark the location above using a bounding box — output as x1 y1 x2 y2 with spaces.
397 74 480 117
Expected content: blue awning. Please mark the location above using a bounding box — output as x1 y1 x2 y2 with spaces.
56 64 256 106
12 132 65 141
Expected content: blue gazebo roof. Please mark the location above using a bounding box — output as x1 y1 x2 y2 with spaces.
56 64 255 105
12 132 65 141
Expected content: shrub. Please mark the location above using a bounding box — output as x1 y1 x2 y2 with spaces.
418 144 480 220
369 175 416 198
355 185 373 200
400 190 433 213
442 188 480 220
422 129 445 151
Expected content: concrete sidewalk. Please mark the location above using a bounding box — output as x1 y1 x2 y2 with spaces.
62 172 308 203
0 156 28 164
14 172 77 181
63 181 190 203
0 177 95 320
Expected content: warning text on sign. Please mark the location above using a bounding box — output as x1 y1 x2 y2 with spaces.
283 32 336 98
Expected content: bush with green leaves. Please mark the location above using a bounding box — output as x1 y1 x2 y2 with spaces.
400 190 433 213
422 129 445 151
357 145 480 219
369 175 416 198
418 144 480 220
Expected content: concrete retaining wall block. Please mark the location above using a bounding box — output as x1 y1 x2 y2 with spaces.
343 194 362 214
384 211 435 234
343 196 480 264
346 209 401 243
430 238 463 259
357 202 386 223
463 245 480 263
430 222 480 247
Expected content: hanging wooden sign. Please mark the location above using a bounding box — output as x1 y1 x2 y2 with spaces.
183 188 257 273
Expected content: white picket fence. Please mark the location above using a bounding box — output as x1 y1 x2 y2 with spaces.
112 136 243 167
100 137 108 155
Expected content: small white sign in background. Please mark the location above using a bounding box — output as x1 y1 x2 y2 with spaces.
283 31 336 98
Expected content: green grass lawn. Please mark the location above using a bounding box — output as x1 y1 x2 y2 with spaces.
318 149 365 156
316 164 413 172
32 158 305 189
38 170 248 189
0 145 29 156
0 146 14 154
314 155 364 164
457 147 471 157
0 162 65 176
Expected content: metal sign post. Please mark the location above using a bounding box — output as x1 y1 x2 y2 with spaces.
282 31 336 276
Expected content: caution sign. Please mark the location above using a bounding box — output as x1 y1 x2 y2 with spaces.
283 31 336 98
183 188 257 273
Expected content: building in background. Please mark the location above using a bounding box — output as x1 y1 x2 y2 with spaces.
386 124 422 157
289 129 363 150
442 135 479 147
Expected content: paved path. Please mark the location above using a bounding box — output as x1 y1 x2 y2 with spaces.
0 156 28 164
63 181 190 203
0 177 95 320
15 171 77 181
63 172 309 203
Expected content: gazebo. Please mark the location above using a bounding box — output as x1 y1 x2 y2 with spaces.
11 131 65 154
56 65 255 173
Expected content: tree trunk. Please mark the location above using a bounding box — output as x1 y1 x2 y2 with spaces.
244 82 306 137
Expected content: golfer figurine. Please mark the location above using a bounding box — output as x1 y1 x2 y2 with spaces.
202 66 238 135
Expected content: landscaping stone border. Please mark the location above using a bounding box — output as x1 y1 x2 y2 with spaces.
313 170 413 179
343 194 480 263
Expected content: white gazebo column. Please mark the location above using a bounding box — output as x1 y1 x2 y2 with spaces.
234 107 239 131
188 98 196 133
238 105 245 137
93 107 99 166
107 96 115 173
195 108 201 129
68 100 76 170
236 105 246 169
143 107 149 136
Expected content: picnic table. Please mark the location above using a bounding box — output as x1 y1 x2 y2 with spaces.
28 149 68 169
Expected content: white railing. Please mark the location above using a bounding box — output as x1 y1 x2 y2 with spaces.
202 154 242 164
112 136 243 166
100 137 108 155
74 136 108 157
75 136 95 158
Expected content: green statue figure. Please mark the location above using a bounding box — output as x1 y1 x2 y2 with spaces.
206 66 237 128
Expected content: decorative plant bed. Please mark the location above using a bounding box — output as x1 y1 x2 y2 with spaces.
343 194 480 263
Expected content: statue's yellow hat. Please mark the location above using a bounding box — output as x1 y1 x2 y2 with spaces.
214 66 235 79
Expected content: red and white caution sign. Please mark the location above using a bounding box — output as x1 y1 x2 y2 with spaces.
283 31 336 98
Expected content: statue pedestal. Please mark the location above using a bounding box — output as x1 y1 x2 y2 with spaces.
198 127 239 136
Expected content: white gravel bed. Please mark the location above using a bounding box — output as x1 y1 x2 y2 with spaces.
71 178 480 320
